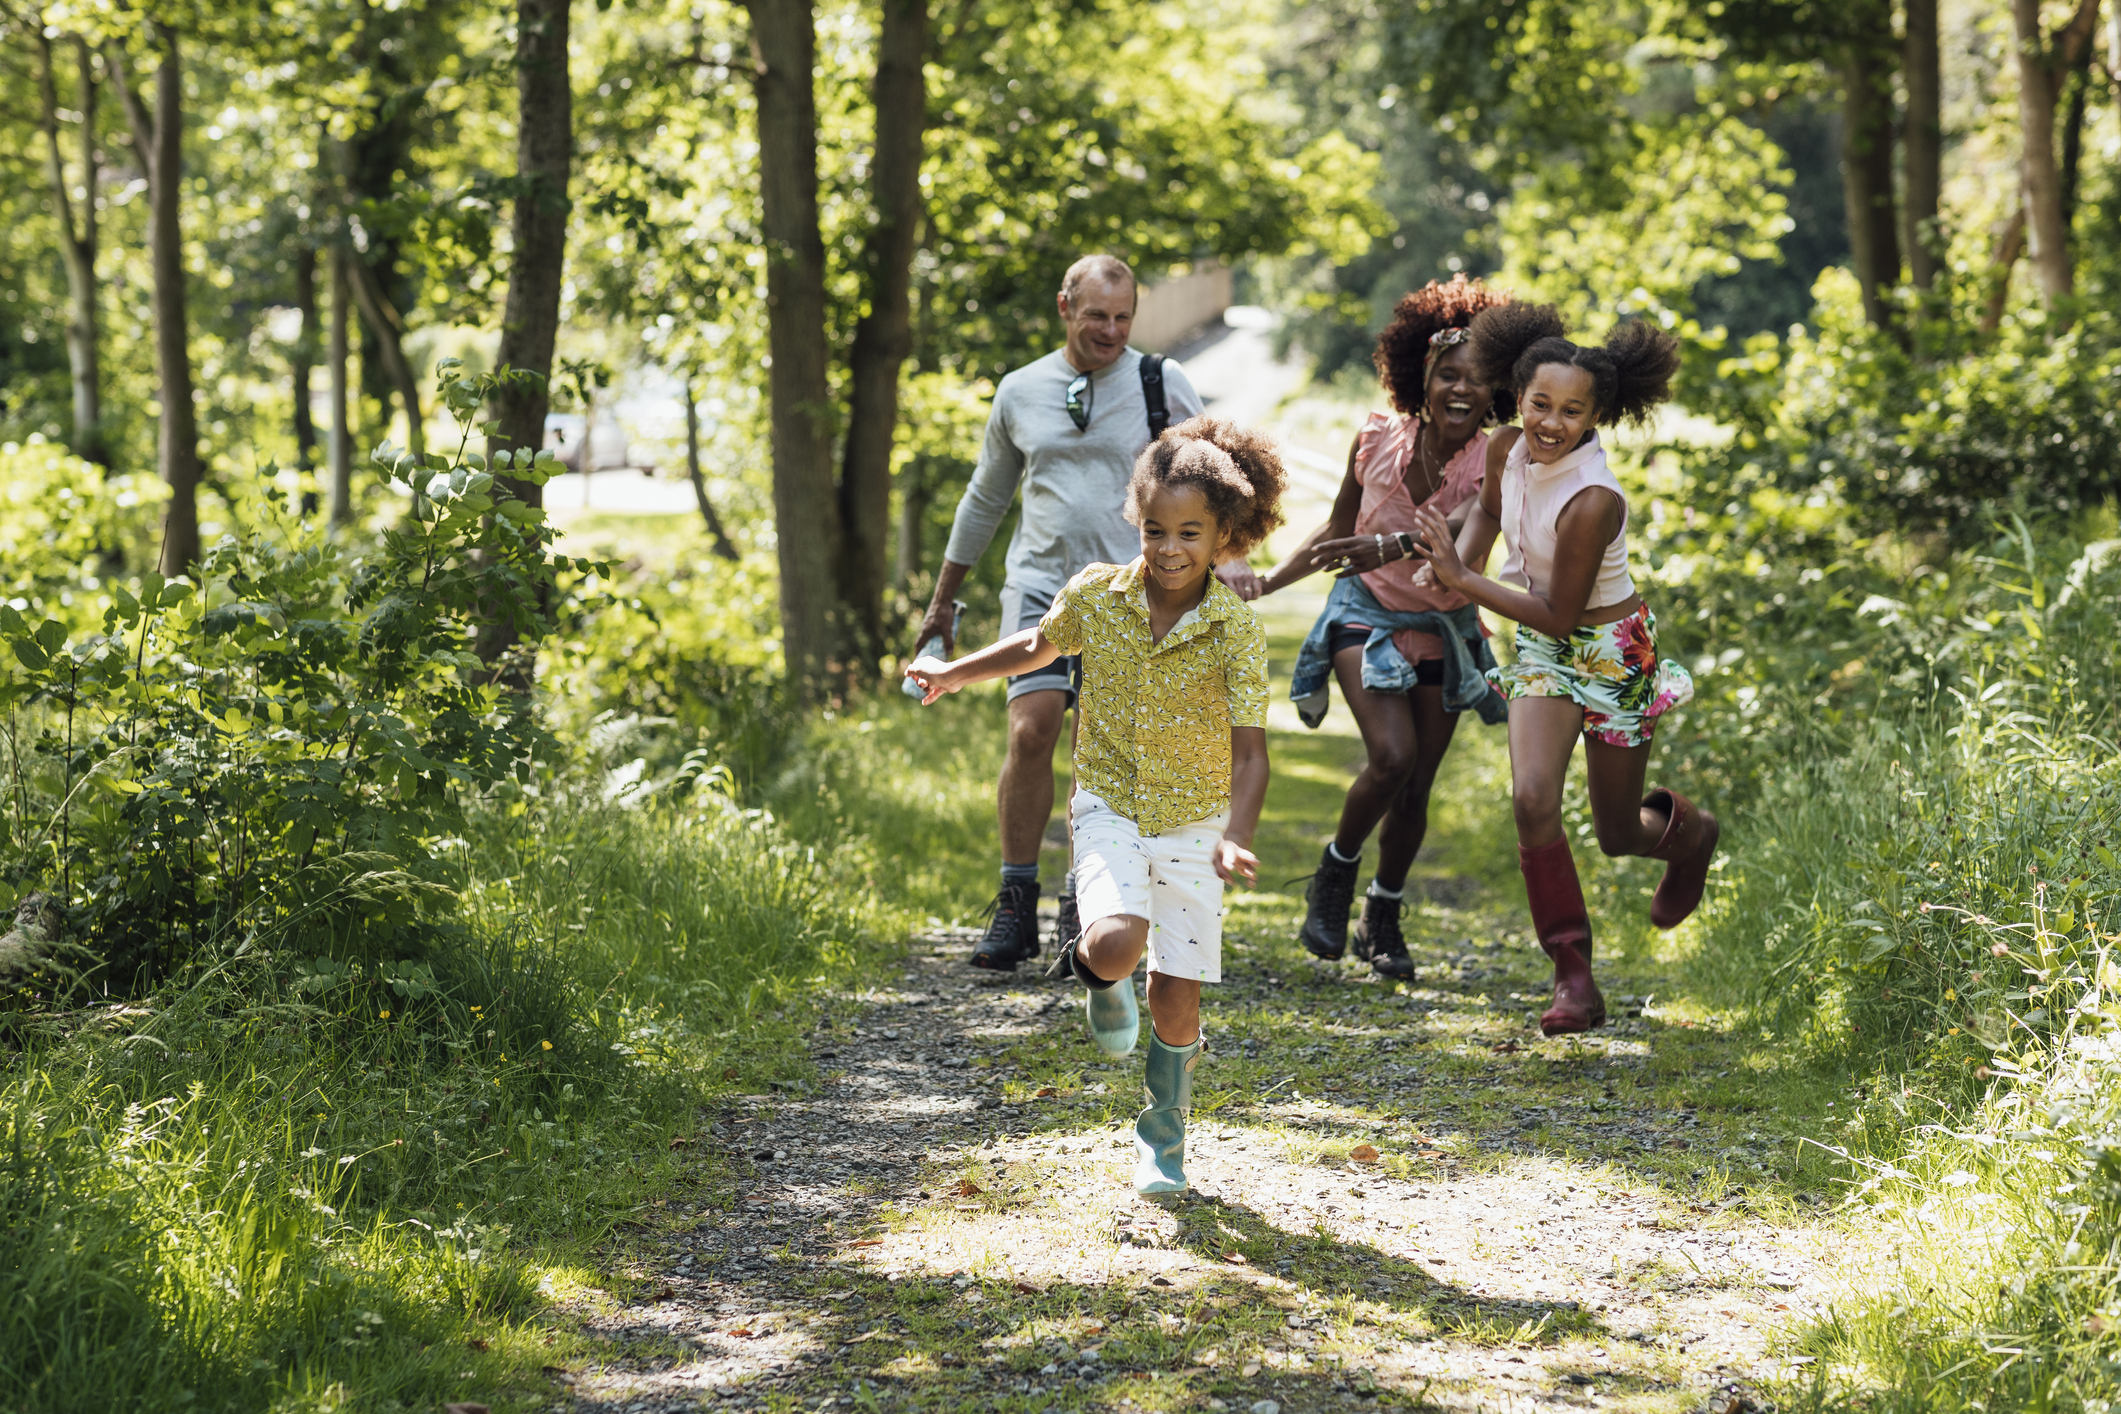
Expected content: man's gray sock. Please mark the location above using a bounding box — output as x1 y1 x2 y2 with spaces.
1001 862 1039 889
1368 881 1405 901
1326 840 1359 866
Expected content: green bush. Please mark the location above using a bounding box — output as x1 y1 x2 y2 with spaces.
0 365 610 990
1679 268 2121 540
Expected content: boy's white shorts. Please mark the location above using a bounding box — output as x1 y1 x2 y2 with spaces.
1071 790 1229 983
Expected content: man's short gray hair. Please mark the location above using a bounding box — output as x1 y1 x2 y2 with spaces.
1060 254 1137 308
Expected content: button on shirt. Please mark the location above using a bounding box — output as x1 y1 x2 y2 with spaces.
1038 559 1269 837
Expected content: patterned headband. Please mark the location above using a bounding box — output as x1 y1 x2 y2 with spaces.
1423 324 1473 378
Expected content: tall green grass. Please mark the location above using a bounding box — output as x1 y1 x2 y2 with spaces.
1663 522 2121 1407
0 784 878 1413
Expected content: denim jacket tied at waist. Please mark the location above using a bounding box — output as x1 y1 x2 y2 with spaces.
1289 575 1509 729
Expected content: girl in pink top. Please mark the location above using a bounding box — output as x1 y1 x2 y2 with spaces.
1226 277 1517 978
1407 305 1719 1035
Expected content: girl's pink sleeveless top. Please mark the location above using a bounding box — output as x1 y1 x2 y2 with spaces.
1496 431 1635 610
1349 412 1487 662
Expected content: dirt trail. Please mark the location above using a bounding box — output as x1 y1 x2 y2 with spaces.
551 903 1842 1414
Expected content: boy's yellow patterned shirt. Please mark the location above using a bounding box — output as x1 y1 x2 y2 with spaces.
1039 559 1269 836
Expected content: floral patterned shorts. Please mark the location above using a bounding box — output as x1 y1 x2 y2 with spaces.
1486 605 1693 748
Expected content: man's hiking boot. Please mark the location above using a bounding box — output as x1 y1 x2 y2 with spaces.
1054 892 1081 954
971 879 1040 971
1298 845 1360 960
1520 838 1604 1034
1351 892 1414 979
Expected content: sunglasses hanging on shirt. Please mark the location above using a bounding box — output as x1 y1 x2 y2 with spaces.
1065 372 1093 431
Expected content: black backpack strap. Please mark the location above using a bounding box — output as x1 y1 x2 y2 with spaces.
1140 352 1169 439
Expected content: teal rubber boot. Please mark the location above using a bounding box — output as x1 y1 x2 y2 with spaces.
1134 1032 1203 1195
1084 973 1139 1057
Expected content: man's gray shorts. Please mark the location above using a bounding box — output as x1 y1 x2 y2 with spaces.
999 581 1083 706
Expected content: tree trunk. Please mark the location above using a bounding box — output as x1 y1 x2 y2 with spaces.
895 463 929 588
2010 0 2101 307
1978 209 2026 335
1902 0 1942 291
685 387 740 561
2059 49 2091 228
474 0 573 677
743 0 840 692
109 27 202 577
328 243 353 525
836 0 929 668
1838 27 1901 328
35 29 104 468
486 0 573 503
345 251 426 462
292 246 318 471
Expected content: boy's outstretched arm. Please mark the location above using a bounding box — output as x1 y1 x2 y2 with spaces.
903 627 1061 705
1216 725 1269 884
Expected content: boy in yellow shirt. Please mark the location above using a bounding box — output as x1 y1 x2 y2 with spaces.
908 417 1287 1194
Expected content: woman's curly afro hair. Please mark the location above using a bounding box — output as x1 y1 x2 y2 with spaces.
1467 303 1680 427
1371 274 1517 416
1125 415 1287 559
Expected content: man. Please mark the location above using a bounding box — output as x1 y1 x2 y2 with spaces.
914 254 1205 971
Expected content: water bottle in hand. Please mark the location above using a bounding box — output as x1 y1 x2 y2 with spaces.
902 601 966 700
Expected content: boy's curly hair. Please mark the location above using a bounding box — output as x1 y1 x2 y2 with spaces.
1467 304 1680 427
1372 274 1516 416
1125 415 1287 558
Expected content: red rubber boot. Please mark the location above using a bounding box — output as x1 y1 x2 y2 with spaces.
1641 787 1720 929
1520 838 1605 1035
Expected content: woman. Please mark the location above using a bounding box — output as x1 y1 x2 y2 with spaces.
1221 276 1515 978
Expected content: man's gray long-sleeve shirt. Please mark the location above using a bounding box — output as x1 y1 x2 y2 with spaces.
943 347 1205 600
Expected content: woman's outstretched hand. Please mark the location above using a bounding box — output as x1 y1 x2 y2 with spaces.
1408 504 1467 589
1214 836 1260 886
902 656 959 706
1311 532 1419 578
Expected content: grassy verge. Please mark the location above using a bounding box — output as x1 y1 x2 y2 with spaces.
0 786 882 1414
1655 521 2121 1408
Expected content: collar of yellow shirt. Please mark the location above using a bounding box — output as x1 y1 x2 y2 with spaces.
1105 556 1247 649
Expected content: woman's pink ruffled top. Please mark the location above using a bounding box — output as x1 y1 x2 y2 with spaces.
1349 411 1488 663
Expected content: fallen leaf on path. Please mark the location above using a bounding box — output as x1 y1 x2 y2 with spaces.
669 1135 690 1149
1491 1040 1522 1053
849 1238 884 1248
1014 1281 1040 1294
1035 1086 1057 1097
1151 1275 1174 1287
847 1329 895 1344
649 1287 675 1301
722 1067 738 1079
727 1328 756 1339
952 1179 983 1197
1241 1361 1261 1377
1416 1149 1447 1160
1350 1144 1380 1163
1222 1251 1249 1264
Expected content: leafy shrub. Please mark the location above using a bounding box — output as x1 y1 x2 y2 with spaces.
0 365 606 990
1680 268 2121 540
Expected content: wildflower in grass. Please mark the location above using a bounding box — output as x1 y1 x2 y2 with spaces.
380 1009 391 1019
542 1040 553 1050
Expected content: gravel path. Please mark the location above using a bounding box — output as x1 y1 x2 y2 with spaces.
540 902 1846 1414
